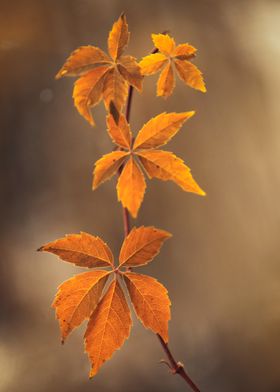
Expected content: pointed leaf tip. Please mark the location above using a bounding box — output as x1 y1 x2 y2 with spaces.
108 13 129 61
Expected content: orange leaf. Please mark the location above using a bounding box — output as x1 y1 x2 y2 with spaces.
133 111 195 150
117 55 143 91
174 59 206 92
124 272 170 342
151 33 175 55
119 226 171 267
139 53 168 75
93 151 128 189
141 33 206 96
38 232 114 268
52 270 110 343
102 67 128 112
73 65 110 126
117 157 146 218
55 46 111 79
106 113 132 149
137 150 206 196
107 13 129 61
157 62 175 98
173 43 197 59
85 279 132 378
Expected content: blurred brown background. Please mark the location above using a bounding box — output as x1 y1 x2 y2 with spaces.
1 0 280 391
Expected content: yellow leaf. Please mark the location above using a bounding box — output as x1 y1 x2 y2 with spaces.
52 270 110 342
102 67 128 112
106 113 132 149
151 33 175 55
73 65 110 126
124 272 170 342
119 226 171 267
38 232 114 268
55 46 111 79
117 157 146 218
141 34 206 96
139 53 168 75
173 43 197 59
117 55 143 91
157 62 175 98
137 150 206 196
85 279 132 378
93 151 128 189
107 13 130 61
133 111 195 150
174 59 206 92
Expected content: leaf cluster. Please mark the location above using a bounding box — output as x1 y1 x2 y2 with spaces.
39 226 171 377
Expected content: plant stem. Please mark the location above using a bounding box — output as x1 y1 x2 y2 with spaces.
120 85 201 392
157 334 201 392
122 206 131 237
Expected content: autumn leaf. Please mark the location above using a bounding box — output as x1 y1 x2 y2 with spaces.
85 279 132 378
124 272 171 342
56 13 143 125
107 13 130 60
55 46 111 79
138 53 167 75
133 111 195 150
38 225 171 377
140 33 206 97
117 55 143 91
138 150 205 195
73 65 109 126
157 62 175 98
92 110 205 217
117 156 146 218
93 150 128 189
106 112 132 149
38 232 114 268
119 226 171 267
174 59 205 93
53 270 110 343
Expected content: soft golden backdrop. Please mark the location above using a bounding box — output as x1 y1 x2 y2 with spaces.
1 0 280 391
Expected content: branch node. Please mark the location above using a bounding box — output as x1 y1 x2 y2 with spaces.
172 361 184 374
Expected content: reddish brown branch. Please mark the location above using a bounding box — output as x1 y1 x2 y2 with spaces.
120 84 201 391
157 334 200 392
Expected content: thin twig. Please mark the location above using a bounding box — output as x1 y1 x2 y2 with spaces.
157 334 200 392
